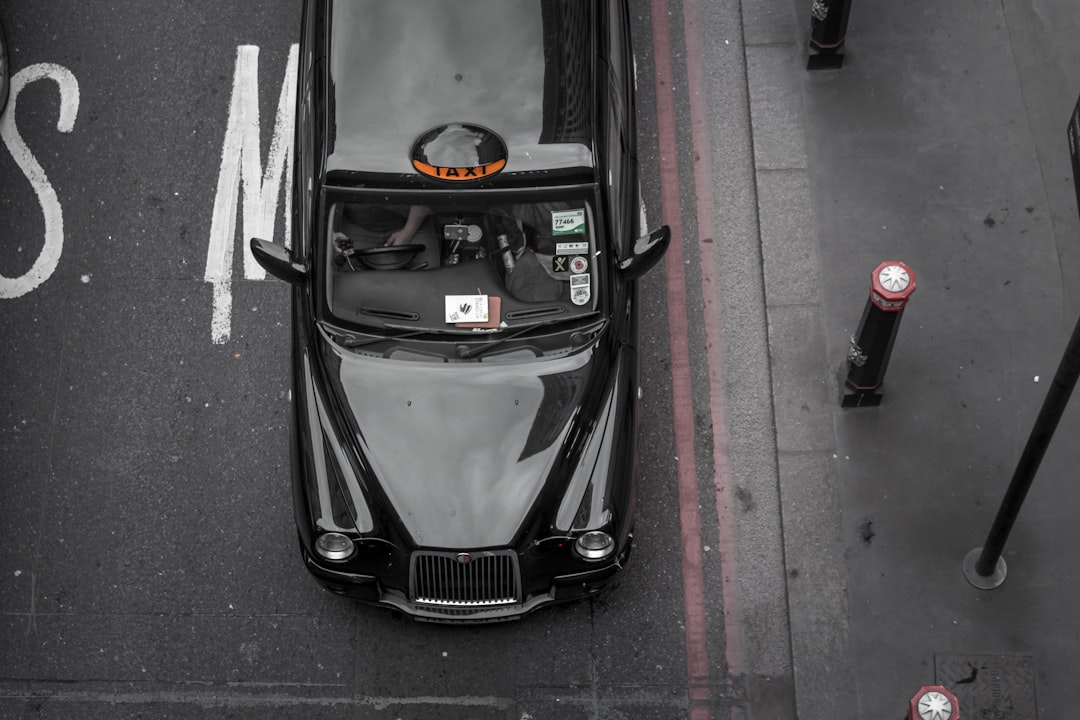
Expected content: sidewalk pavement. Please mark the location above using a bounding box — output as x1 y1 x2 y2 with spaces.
745 0 1080 717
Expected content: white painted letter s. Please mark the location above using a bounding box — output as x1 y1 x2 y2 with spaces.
0 63 80 299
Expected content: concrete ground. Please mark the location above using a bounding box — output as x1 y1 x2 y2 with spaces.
744 0 1080 717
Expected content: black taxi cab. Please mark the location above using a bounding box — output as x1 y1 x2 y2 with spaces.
252 0 670 621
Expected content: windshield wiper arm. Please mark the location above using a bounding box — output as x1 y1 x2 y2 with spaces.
455 324 539 359
341 329 430 348
456 318 605 359
319 323 433 349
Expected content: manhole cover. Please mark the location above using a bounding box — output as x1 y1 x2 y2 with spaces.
935 654 1037 719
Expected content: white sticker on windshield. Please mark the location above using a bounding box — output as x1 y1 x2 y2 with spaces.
552 209 585 236
445 295 489 323
555 241 588 255
570 274 591 306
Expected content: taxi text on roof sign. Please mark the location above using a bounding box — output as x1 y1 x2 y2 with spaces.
411 158 507 181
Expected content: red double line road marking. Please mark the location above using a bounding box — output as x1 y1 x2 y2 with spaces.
680 0 747 682
649 0 745 717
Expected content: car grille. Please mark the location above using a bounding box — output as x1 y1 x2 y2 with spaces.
410 550 521 609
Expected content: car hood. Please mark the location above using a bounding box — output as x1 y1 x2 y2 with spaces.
321 338 608 548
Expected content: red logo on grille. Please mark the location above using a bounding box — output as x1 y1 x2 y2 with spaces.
455 553 472 564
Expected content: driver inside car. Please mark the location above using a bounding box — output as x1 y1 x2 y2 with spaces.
333 203 440 270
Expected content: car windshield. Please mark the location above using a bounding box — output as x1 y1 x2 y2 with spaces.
323 188 602 339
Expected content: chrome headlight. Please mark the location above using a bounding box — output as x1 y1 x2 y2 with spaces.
315 532 356 562
574 530 615 561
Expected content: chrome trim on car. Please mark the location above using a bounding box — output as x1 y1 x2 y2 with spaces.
410 549 521 609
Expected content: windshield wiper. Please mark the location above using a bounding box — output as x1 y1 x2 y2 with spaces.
318 323 433 349
456 318 605 360
341 329 431 348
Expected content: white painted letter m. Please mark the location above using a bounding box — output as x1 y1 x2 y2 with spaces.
205 44 298 344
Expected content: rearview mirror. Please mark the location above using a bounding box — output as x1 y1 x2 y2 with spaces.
250 238 306 285
618 226 670 280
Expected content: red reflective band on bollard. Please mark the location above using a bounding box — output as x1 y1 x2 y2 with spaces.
908 685 959 720
807 0 854 70
809 0 852 51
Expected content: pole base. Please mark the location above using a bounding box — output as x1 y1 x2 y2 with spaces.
807 51 845 70
838 365 884 407
962 547 1007 589
841 391 882 407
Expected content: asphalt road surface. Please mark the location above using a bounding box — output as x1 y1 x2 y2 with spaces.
0 2 789 718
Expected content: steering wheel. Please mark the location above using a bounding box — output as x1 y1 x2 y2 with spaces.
350 244 426 270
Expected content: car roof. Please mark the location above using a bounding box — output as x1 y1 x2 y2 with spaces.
324 0 597 183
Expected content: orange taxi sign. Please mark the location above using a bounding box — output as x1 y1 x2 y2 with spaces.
411 123 508 183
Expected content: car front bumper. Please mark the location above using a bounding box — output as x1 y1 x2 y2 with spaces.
301 545 628 623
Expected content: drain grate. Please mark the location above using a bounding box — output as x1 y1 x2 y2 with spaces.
935 654 1037 719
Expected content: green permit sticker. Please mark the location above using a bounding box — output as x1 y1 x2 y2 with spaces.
551 209 585 236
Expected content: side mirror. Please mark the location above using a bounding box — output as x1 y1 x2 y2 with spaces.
250 238 306 285
618 226 670 280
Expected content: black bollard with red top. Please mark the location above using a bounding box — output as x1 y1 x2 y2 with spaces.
908 686 959 720
841 261 917 407
807 0 854 70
